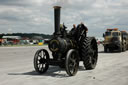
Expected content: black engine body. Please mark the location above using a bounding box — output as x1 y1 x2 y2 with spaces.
48 6 79 62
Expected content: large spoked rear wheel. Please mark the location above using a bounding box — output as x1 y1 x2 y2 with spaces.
34 49 49 74
81 37 98 70
65 49 79 76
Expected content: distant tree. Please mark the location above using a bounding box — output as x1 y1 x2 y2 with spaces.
1 33 52 39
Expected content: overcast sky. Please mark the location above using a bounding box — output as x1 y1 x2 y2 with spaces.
0 0 128 37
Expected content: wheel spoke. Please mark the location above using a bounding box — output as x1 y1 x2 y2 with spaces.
70 53 76 62
41 64 44 71
39 51 42 57
70 54 73 61
38 55 42 59
38 64 41 69
70 63 77 74
43 51 46 57
37 61 40 64
69 65 74 74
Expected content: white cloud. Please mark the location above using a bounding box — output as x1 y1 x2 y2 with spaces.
0 0 128 36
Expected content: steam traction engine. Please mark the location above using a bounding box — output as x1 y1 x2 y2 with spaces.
33 6 98 76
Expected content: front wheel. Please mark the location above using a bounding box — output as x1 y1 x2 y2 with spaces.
34 49 50 74
65 49 79 76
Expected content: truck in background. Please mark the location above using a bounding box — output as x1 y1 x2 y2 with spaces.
103 28 128 52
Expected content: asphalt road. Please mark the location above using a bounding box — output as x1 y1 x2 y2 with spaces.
0 45 128 85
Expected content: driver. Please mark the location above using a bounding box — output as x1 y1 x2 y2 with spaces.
69 22 88 40
77 22 88 37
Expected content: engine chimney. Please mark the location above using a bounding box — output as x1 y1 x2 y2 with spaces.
53 6 61 36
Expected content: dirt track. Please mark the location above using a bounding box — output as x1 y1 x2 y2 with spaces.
0 45 128 85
